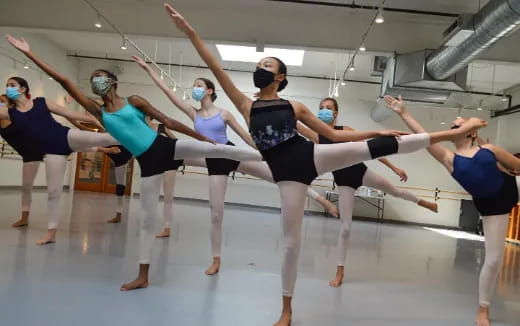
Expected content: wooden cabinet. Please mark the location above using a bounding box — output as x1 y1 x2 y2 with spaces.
507 204 520 244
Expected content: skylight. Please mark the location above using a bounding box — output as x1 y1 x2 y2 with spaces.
216 44 305 66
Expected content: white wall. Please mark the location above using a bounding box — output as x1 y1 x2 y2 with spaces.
0 29 79 188
75 57 497 227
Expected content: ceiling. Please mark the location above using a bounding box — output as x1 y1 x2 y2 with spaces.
1 0 517 62
0 0 518 112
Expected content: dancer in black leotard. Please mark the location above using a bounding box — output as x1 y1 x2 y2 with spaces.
385 95 520 326
164 5 488 324
298 97 438 287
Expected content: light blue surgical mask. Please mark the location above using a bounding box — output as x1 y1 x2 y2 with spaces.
317 108 334 123
6 87 21 100
192 87 206 102
91 76 113 96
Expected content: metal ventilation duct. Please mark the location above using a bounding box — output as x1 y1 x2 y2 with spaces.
427 0 520 80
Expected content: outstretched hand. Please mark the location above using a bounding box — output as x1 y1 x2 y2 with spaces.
164 3 194 35
464 117 488 131
132 55 148 68
394 168 408 182
384 95 406 114
6 34 30 53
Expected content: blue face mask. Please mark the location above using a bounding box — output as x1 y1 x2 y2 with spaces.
317 108 334 123
192 87 206 102
6 87 21 100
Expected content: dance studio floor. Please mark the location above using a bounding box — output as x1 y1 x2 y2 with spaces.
0 189 519 326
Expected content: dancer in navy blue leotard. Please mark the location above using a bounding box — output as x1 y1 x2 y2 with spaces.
0 94 43 227
386 95 520 326
1 76 120 245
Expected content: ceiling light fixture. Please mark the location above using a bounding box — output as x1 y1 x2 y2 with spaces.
216 44 305 66
375 8 385 24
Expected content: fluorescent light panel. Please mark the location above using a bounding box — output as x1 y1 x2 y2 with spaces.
216 44 304 66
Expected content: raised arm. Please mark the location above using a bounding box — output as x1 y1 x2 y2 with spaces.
163 4 252 122
293 101 406 142
384 95 454 170
484 144 520 173
45 100 102 126
221 110 257 148
127 95 213 144
132 55 197 121
6 35 102 120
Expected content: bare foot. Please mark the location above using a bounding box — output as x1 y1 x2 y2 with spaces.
329 266 344 287
273 310 292 326
12 218 28 228
36 229 56 245
156 228 171 238
107 212 122 223
120 278 149 291
476 306 490 326
205 257 221 275
418 199 438 213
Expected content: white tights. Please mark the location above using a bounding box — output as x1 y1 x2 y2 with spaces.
67 129 118 152
114 164 127 214
137 140 262 264
182 159 321 259
21 161 41 212
479 213 509 307
162 170 177 229
336 169 420 266
45 155 67 229
281 133 431 297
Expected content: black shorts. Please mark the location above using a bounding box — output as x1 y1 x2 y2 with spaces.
333 163 368 189
261 135 318 185
206 141 240 176
106 145 133 167
474 173 518 216
136 136 180 178
22 152 44 163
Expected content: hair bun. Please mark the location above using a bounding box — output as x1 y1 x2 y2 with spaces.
278 79 288 92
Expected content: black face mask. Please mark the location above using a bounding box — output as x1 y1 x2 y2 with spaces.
253 68 275 89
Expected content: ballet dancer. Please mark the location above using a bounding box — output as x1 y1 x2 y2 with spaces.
385 95 520 326
1 74 121 245
0 94 44 228
8 34 264 291
163 4 487 325
134 55 339 275
297 96 438 287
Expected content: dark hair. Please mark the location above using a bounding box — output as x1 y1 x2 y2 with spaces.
320 97 339 111
269 57 288 91
197 78 217 102
8 77 30 99
91 69 118 89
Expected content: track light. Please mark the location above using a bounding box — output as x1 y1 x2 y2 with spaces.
160 72 164 80
182 92 188 100
477 100 483 111
341 80 346 86
173 84 177 92
94 15 102 28
359 44 367 52
49 77 53 80
375 8 384 24
348 65 356 72
121 38 128 50
440 122 446 125
334 87 339 98
23 63 29 69
501 94 508 102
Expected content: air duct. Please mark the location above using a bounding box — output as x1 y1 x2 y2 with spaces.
427 0 520 80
